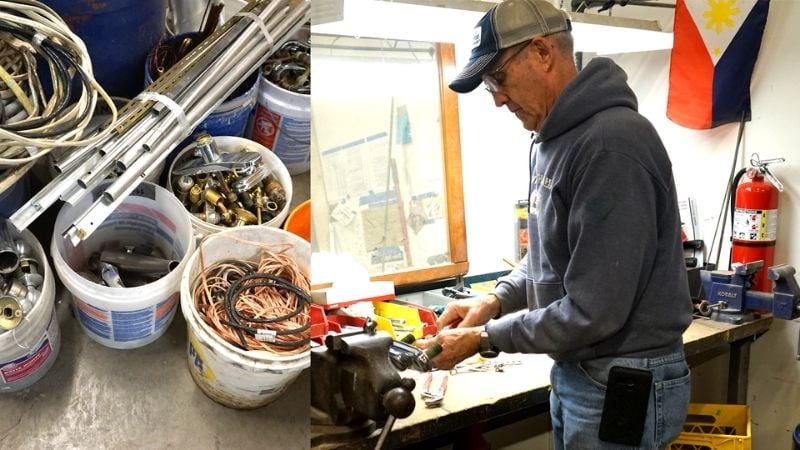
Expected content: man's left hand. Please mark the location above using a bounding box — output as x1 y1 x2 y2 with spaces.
417 326 482 370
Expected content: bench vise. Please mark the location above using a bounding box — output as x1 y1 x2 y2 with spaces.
700 261 800 324
311 320 417 448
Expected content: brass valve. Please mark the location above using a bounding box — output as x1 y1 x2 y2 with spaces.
0 296 22 330
221 210 235 225
232 208 258 227
265 175 286 209
203 188 228 214
253 187 264 224
193 210 221 225
188 184 202 205
217 173 238 203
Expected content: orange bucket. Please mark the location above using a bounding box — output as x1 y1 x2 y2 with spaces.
284 199 310 242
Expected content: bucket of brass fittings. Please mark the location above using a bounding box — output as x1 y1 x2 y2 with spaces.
250 28 310 175
166 134 293 241
0 221 59 393
51 181 194 349
145 32 258 139
180 226 310 408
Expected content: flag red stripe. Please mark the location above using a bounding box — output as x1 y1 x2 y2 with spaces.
667 0 715 129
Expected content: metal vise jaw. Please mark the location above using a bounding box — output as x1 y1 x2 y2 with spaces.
700 261 800 324
311 325 416 427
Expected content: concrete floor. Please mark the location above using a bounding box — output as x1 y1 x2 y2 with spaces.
0 294 309 450
0 173 311 450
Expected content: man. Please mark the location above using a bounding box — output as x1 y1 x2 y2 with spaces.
420 0 694 448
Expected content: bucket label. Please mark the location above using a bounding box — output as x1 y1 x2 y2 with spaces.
733 208 778 241
74 297 112 339
252 105 310 165
188 330 216 380
0 334 52 384
74 295 177 343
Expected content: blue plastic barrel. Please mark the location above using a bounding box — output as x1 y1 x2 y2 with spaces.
42 0 167 99
144 32 259 139
794 424 800 450
0 166 30 219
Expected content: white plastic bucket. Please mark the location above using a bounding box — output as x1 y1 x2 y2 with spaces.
52 181 194 349
0 228 59 393
166 136 293 241
250 75 310 175
179 226 310 409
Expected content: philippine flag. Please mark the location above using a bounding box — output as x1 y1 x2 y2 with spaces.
667 0 769 129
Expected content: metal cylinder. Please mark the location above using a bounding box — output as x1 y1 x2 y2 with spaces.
189 184 202 205
0 222 19 275
195 134 219 163
99 250 179 277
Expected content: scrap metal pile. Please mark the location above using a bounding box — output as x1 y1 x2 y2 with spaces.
9 0 310 243
0 221 43 334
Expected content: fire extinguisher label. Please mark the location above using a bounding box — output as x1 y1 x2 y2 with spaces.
733 208 778 241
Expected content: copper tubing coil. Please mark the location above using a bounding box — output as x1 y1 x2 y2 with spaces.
192 242 309 355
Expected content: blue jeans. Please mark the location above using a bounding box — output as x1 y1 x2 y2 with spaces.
550 350 691 449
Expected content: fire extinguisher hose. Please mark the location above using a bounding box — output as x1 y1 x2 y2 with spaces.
728 168 748 239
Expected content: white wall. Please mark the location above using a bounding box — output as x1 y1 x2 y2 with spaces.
456 1 800 447
454 44 535 276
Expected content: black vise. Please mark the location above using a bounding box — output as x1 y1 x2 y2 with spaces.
311 328 416 427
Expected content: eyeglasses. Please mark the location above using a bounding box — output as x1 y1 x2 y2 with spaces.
483 42 530 93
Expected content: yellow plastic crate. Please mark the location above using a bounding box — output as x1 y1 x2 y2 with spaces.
373 300 425 340
669 403 751 450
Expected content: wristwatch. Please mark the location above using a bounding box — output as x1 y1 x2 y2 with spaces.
479 327 499 358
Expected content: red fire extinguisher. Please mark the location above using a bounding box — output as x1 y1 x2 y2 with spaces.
730 154 784 292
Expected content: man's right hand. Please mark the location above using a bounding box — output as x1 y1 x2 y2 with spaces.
436 294 501 330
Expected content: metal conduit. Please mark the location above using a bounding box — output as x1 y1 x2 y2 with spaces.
10 0 310 243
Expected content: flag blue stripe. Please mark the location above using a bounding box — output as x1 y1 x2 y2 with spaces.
711 0 770 127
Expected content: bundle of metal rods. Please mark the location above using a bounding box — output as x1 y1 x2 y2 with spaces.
10 0 310 244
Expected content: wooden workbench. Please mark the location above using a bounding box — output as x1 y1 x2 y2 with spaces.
311 315 773 450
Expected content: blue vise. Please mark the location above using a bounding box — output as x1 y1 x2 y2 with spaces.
700 261 800 322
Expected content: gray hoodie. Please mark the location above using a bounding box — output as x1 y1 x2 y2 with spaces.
487 57 693 362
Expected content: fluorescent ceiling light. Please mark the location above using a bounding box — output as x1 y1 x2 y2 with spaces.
311 0 673 54
570 11 673 54
311 0 481 44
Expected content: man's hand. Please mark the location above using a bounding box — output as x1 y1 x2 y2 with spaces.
436 294 501 330
417 326 482 370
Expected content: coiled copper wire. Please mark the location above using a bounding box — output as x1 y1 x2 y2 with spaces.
192 237 309 355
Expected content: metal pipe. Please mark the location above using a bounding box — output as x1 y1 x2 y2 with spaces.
76 120 154 188
0 222 19 275
99 250 179 277
10 149 102 229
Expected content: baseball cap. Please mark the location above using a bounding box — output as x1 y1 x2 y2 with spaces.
449 0 572 93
